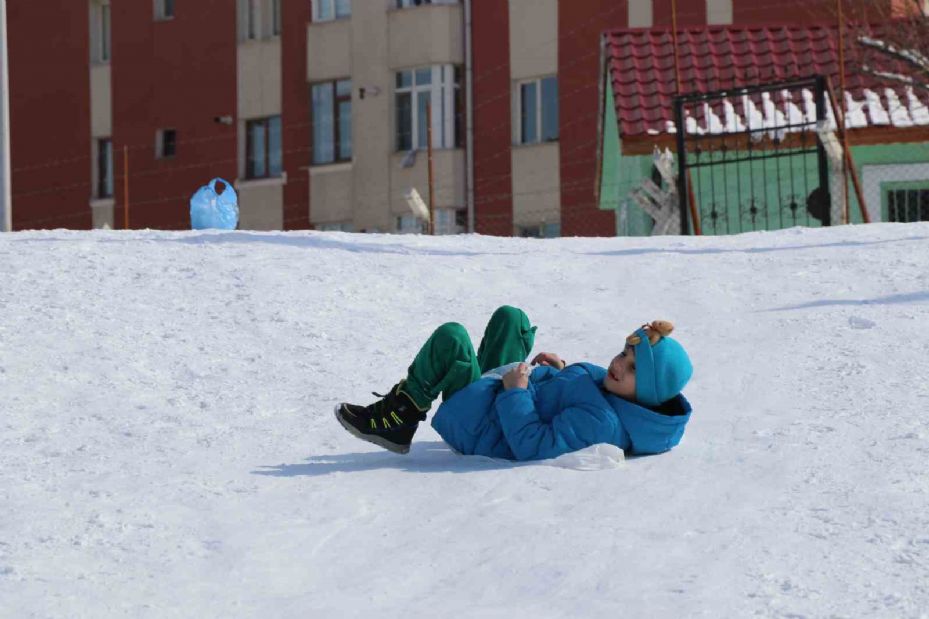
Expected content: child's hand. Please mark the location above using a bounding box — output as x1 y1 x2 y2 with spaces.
530 352 566 370
502 363 531 390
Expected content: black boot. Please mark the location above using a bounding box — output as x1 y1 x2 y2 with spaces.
334 381 428 454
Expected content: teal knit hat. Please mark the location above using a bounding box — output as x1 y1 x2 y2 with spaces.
629 321 693 407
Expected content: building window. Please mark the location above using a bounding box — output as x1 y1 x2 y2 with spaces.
246 0 258 39
157 129 177 159
239 0 279 40
155 0 175 20
246 116 282 179
313 0 350 22
396 65 462 152
434 208 465 235
97 139 113 199
517 222 560 238
311 79 352 164
272 0 282 35
315 221 355 232
396 214 426 234
886 187 929 222
396 0 458 7
518 76 558 144
91 2 111 63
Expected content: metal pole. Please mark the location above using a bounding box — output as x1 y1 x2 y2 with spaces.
123 145 129 229
671 0 682 95
0 0 12 232
814 76 832 226
427 102 435 235
463 0 474 233
836 0 850 224
674 99 691 235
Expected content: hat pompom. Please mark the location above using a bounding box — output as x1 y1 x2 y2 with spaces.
626 320 674 346
628 320 692 407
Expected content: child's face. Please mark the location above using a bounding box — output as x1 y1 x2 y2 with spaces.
603 343 636 400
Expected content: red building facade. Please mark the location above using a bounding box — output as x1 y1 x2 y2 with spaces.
8 2 91 229
5 0 901 234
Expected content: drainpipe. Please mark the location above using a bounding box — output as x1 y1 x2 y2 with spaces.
0 0 11 232
464 0 474 233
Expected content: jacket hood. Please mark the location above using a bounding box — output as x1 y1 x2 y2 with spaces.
575 363 692 454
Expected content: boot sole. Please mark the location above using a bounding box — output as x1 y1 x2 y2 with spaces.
333 405 411 455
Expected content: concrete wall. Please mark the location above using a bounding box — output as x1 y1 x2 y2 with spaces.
309 164 353 225
508 0 557 80
238 39 281 120
512 142 560 229
304 2 466 232
387 3 463 69
706 0 734 24
508 0 559 232
237 33 283 230
629 0 654 28
389 149 465 217
347 0 391 231
90 65 112 138
306 20 351 82
237 181 284 229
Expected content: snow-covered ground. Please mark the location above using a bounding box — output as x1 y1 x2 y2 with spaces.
2 224 928 618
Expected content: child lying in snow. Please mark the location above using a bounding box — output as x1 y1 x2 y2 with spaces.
335 306 693 460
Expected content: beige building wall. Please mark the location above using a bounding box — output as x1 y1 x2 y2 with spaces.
89 1 113 227
309 165 353 225
90 65 112 138
508 0 557 80
306 20 351 82
348 0 391 231
511 143 560 231
706 0 734 24
387 4 463 69
307 3 466 232
238 40 281 120
509 0 560 233
236 24 284 229
629 0 653 28
237 181 284 229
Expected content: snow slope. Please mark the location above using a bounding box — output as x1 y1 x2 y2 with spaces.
2 225 928 618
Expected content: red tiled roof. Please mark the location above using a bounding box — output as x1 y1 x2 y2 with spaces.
603 24 929 137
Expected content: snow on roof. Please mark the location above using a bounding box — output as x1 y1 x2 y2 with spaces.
604 24 929 137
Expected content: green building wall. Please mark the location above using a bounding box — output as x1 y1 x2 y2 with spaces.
600 92 929 235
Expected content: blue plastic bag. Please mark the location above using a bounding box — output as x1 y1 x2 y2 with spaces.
190 178 239 230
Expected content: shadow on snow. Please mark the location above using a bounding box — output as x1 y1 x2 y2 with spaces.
252 441 525 476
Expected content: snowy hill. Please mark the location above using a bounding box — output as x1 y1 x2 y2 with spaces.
2 225 928 618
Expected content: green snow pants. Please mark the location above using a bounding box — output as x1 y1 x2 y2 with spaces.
401 305 537 410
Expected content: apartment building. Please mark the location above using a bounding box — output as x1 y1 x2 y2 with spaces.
8 0 873 235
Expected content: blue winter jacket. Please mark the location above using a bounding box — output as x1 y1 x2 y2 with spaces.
431 363 692 461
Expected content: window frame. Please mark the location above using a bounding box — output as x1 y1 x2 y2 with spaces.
311 79 353 165
156 129 177 159
312 0 351 22
155 0 175 21
271 0 282 36
246 0 259 39
882 180 929 223
97 138 114 199
395 64 461 152
90 1 113 64
245 116 283 179
516 75 559 145
396 0 458 7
